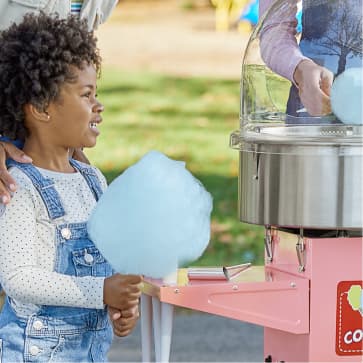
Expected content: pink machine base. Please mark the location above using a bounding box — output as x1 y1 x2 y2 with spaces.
141 229 363 362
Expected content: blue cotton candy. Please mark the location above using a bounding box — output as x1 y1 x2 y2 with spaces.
87 151 213 278
331 67 363 124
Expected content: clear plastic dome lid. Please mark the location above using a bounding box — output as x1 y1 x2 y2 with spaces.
231 0 363 149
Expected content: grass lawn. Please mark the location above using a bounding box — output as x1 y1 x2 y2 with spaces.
86 68 265 267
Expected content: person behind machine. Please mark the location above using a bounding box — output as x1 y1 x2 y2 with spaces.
0 13 142 360
258 0 362 237
259 0 362 122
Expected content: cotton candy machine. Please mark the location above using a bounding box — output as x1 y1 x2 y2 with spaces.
230 125 362 230
140 0 363 361
229 0 363 231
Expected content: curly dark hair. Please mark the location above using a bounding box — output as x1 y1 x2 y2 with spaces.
0 13 101 141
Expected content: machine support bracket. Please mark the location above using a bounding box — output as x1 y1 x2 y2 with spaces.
264 226 273 262
296 232 306 272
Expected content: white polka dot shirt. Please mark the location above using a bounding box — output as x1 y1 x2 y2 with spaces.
0 164 108 310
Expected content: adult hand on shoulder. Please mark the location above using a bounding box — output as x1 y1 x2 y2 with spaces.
0 141 32 204
293 59 334 116
104 274 143 311
71 148 90 164
109 305 140 337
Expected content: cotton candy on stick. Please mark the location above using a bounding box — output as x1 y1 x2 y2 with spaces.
87 151 213 279
330 67 363 124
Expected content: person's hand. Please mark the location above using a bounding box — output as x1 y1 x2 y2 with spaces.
71 148 90 164
293 59 334 116
104 274 143 311
109 305 140 337
0 141 32 204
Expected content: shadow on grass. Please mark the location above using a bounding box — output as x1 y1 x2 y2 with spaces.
101 168 264 267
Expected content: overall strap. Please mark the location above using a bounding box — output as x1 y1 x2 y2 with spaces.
69 159 103 201
7 160 66 220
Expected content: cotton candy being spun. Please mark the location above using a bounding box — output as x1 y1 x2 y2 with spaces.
87 151 213 278
330 67 362 124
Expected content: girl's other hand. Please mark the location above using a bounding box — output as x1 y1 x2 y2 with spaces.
293 59 334 116
109 305 140 337
0 141 32 204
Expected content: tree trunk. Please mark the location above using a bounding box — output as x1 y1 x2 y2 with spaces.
337 48 349 75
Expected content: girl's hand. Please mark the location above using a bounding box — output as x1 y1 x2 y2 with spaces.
104 274 143 311
109 305 140 337
0 141 32 204
293 59 334 116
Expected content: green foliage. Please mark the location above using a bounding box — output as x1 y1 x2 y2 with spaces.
180 0 213 10
180 1 197 10
87 68 264 267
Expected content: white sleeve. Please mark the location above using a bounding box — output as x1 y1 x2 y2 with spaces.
0 183 105 309
80 0 118 30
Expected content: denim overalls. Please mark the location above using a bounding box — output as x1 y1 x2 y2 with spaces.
286 0 363 122
0 159 113 363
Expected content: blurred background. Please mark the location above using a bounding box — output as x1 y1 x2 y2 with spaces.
87 0 265 268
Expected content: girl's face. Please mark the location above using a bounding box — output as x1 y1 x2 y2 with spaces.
46 63 103 149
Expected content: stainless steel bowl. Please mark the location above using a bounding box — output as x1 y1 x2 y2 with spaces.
230 125 363 230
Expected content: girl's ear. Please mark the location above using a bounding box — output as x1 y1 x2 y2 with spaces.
24 103 50 123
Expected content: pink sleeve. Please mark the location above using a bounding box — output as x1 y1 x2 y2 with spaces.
259 0 310 83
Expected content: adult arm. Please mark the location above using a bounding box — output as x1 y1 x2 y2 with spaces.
0 0 119 31
81 0 119 30
259 0 333 115
259 0 309 83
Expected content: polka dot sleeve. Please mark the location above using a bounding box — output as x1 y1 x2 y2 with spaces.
0 181 104 309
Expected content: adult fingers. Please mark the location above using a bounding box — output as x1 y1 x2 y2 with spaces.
1 142 32 163
319 72 333 115
300 85 331 116
320 69 334 97
319 91 332 115
72 148 90 164
0 141 33 202
0 144 16 203
295 61 333 116
0 176 12 204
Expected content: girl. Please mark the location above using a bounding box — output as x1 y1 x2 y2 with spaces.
0 0 119 204
0 13 142 362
